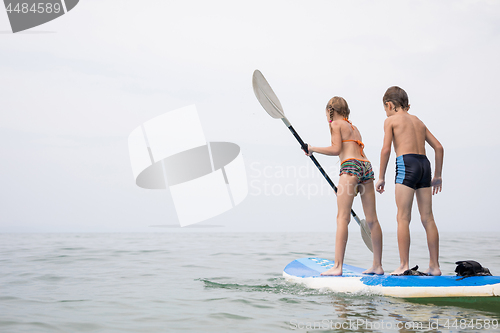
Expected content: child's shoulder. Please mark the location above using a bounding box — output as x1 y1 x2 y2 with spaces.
385 113 424 126
383 116 396 127
409 114 427 127
409 113 421 121
330 120 343 129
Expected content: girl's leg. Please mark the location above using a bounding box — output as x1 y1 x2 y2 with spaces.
359 180 384 274
392 184 415 275
321 174 357 276
415 187 441 276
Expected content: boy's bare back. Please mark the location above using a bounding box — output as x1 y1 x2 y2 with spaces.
385 112 427 157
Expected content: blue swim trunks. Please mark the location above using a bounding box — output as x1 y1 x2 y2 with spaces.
395 154 431 189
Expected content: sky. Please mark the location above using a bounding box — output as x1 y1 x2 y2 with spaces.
1 0 499 233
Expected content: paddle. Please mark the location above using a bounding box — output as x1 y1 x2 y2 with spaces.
252 69 373 252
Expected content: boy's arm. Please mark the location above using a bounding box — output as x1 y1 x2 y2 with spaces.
308 121 342 156
425 127 444 194
376 118 393 193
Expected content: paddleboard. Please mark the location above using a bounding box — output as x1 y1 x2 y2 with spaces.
283 258 500 298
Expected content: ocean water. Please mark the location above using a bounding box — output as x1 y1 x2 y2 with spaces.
1 231 500 333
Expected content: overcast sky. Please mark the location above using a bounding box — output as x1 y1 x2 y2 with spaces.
1 0 499 233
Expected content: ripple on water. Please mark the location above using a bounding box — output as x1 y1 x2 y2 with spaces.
209 312 253 320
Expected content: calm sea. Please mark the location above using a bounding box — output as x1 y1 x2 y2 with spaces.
1 231 499 333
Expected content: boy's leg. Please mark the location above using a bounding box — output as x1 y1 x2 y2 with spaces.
321 174 357 276
415 187 441 276
392 184 415 275
359 180 383 274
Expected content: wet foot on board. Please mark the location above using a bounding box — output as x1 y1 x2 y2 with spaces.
424 267 442 276
362 266 384 275
390 267 409 275
321 266 342 276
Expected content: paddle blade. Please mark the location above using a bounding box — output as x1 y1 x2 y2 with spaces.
252 70 285 119
360 219 373 253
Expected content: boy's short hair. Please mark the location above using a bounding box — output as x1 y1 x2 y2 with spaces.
327 96 350 119
383 86 409 110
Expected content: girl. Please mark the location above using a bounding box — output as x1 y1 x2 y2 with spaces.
306 96 383 275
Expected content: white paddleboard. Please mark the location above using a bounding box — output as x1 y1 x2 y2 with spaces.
283 258 500 298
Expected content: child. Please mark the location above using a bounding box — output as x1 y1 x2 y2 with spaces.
306 96 383 276
376 86 443 276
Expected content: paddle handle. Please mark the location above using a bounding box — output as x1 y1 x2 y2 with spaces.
281 118 360 221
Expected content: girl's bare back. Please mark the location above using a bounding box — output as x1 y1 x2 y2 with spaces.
334 120 367 162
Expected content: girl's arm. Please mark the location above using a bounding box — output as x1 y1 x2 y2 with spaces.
376 118 393 193
308 121 342 156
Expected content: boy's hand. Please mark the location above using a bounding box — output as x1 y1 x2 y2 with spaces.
376 179 385 194
431 177 442 195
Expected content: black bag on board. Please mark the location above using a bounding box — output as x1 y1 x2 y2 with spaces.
455 260 492 280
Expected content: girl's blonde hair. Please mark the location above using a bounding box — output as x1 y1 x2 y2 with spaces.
326 96 350 120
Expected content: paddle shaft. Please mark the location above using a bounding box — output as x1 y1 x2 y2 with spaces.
281 118 361 221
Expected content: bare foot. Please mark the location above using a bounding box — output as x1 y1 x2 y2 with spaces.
390 265 409 275
363 266 384 275
424 267 442 276
321 266 342 276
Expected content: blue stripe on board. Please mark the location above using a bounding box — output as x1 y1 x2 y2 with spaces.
360 275 500 287
395 155 405 184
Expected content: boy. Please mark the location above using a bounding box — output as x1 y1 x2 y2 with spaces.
376 86 443 276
